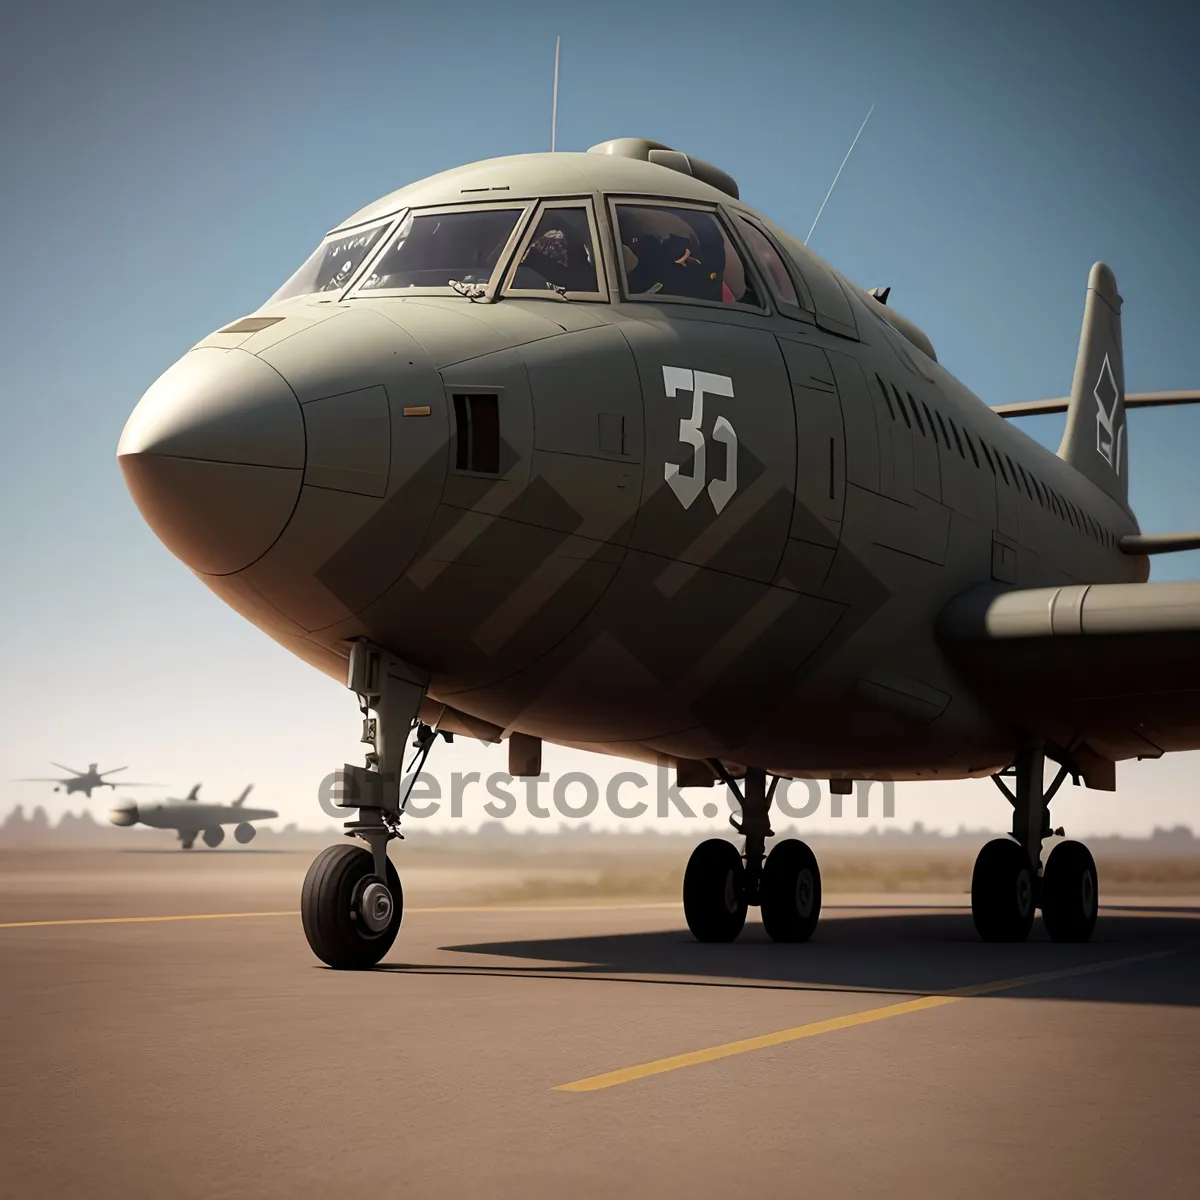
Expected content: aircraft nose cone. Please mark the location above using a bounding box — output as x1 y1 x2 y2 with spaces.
108 802 138 827
118 348 305 575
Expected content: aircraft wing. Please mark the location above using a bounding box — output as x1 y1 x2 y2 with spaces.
938 581 1200 778
991 390 1200 418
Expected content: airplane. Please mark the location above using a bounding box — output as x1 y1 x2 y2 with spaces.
115 136 1200 968
14 762 164 798
108 784 277 849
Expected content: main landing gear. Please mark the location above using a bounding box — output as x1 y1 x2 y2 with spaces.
683 767 822 944
300 641 443 969
970 741 1099 943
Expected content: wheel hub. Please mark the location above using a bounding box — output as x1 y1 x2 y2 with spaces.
1016 868 1033 917
795 868 814 917
357 880 394 933
1081 870 1096 917
723 868 738 913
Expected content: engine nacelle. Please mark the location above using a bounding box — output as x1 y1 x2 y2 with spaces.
109 801 139 827
202 826 225 848
234 822 256 844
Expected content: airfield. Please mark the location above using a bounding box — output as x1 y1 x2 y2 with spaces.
2 839 1198 1198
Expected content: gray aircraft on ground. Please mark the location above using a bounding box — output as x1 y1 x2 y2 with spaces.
116 137 1200 966
109 784 276 849
15 762 163 798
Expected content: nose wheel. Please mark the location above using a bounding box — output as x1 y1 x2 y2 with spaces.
301 843 403 969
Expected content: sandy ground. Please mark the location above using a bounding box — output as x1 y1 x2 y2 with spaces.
1 848 1199 1198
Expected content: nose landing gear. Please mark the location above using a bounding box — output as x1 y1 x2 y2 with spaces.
301 843 404 970
301 640 437 969
971 742 1099 943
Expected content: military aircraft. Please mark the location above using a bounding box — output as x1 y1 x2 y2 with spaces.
14 762 163 798
108 784 277 849
116 137 1200 967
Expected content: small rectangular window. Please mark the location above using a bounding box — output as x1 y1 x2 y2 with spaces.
902 389 926 436
875 374 896 421
980 440 996 474
920 399 938 441
947 418 965 459
889 382 911 428
962 427 980 467
452 393 500 474
1015 462 1031 498
934 409 952 452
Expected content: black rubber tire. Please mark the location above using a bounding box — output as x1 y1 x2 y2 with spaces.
301 844 403 969
1041 840 1098 943
971 838 1036 943
683 839 747 943
760 839 822 943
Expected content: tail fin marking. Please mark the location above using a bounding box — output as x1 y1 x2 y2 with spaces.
1057 262 1129 508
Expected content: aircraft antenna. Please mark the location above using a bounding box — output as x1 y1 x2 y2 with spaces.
805 103 874 245
551 36 561 152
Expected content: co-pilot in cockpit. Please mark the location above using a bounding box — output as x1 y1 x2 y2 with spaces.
510 206 599 294
615 204 760 306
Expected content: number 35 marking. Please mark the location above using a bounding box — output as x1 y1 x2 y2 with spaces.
662 365 738 514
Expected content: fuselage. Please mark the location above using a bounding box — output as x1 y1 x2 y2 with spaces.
118 148 1147 783
109 800 277 832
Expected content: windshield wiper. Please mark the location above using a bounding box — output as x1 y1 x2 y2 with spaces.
448 279 487 301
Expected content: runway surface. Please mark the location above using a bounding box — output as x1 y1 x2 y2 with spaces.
2 850 1198 1198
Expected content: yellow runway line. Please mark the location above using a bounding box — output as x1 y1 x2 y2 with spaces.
0 910 300 930
554 946 1187 1092
0 899 682 931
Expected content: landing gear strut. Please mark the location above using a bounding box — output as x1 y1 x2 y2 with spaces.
683 766 822 943
971 741 1098 943
300 641 435 969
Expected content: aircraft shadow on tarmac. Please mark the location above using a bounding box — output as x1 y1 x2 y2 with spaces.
381 910 1200 1008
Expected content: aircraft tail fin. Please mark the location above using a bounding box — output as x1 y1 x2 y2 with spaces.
1057 262 1130 510
232 785 253 807
186 784 201 801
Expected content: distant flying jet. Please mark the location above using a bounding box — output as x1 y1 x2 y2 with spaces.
109 784 277 849
14 763 163 798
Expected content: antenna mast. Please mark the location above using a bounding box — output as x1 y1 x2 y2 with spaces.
550 36 561 152
805 104 874 245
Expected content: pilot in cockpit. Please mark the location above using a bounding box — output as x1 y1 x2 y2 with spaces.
619 205 755 305
512 207 599 293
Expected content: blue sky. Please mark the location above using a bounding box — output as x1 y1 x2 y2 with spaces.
1 0 1198 834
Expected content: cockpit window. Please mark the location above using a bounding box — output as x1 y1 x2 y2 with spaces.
357 207 524 292
614 203 761 307
507 204 603 296
266 221 391 304
733 213 801 308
